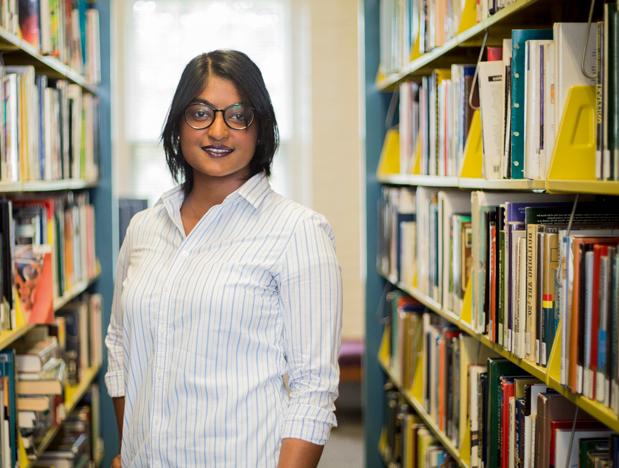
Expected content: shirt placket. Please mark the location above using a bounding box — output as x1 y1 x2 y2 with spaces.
150 203 223 465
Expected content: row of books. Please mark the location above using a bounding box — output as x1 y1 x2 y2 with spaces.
385 291 619 467
32 396 101 468
397 17 619 181
0 293 102 466
0 66 99 184
0 193 97 332
379 185 619 415
378 0 518 76
383 385 457 467
3 0 101 83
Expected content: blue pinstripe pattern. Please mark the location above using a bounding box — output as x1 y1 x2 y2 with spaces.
104 173 342 467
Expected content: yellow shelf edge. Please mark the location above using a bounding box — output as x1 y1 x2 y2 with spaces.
376 0 541 90
0 324 35 350
0 178 99 193
545 179 619 195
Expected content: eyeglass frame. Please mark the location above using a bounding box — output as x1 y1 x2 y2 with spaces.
183 100 256 131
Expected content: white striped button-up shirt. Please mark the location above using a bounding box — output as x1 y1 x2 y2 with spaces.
104 173 342 467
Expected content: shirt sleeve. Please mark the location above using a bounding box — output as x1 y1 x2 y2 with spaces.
104 218 134 398
278 213 343 445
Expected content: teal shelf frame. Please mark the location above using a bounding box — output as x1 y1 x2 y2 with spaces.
362 0 391 466
90 1 118 466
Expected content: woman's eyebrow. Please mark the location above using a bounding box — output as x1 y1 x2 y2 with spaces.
189 98 215 106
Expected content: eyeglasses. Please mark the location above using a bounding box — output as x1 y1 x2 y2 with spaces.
184 102 255 130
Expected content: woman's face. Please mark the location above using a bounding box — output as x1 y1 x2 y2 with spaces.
180 75 258 185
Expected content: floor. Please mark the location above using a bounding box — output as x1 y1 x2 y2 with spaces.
319 381 365 468
320 410 364 468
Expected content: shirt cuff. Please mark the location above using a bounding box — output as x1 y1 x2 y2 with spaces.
104 370 125 398
280 404 337 445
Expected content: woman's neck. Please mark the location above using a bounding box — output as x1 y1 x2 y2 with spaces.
185 171 249 216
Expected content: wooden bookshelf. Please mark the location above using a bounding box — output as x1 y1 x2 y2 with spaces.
0 27 96 93
364 0 619 465
0 3 110 467
0 272 100 351
53 266 101 311
378 353 467 467
25 365 101 465
382 273 619 434
0 179 98 193
0 324 35 350
376 0 541 90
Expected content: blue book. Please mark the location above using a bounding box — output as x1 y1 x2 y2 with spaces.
510 29 553 179
0 349 18 468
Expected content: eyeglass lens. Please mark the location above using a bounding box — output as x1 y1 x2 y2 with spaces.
184 103 254 130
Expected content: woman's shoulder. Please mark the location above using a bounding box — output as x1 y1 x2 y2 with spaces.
264 192 335 239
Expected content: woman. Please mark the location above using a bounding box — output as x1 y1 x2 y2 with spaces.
104 50 342 467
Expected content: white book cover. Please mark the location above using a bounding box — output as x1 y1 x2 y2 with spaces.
524 40 553 179
400 82 413 174
478 61 505 179
555 429 611 468
438 190 471 312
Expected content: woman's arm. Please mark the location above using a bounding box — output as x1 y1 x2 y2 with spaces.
277 438 324 468
277 213 343 462
113 396 125 445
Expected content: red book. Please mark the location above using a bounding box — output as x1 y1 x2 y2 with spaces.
589 244 607 398
549 419 606 465
500 377 515 468
487 46 503 61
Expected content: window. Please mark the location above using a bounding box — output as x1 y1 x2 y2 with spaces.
121 0 292 205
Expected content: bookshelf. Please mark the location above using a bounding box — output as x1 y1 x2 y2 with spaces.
0 1 114 466
363 0 619 466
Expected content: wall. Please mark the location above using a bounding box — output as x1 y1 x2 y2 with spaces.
301 0 365 339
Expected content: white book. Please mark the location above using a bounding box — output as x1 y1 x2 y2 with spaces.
509 396 516 468
555 429 611 468
524 40 553 180
478 60 505 179
400 82 413 174
438 190 471 312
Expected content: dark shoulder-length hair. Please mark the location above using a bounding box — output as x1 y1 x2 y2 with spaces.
161 50 279 195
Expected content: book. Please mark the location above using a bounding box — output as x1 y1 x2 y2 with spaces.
510 29 553 179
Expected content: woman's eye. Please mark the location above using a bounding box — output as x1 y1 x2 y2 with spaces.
194 110 210 120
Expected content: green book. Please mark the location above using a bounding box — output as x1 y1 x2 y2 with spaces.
579 437 609 468
486 357 524 467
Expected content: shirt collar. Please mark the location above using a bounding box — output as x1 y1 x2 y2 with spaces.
156 172 271 216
